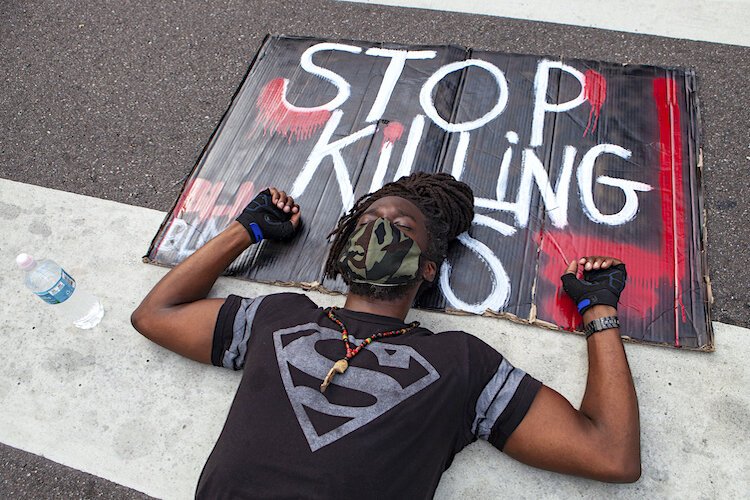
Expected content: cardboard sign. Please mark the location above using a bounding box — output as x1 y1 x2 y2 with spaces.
146 35 712 350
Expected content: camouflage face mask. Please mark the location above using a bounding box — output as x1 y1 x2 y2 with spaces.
339 217 422 287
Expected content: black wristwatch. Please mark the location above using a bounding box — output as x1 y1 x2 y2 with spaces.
584 316 620 338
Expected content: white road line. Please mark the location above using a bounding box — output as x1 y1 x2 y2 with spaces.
1 179 748 498
340 0 750 47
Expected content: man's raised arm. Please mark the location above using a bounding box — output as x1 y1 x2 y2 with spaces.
131 188 301 363
502 256 641 483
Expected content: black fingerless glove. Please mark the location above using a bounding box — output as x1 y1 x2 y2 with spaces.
561 263 627 315
235 189 296 243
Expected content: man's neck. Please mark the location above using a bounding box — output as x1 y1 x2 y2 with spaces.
342 292 414 322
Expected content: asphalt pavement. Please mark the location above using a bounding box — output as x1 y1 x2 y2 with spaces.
3 0 749 328
0 443 152 499
2 0 749 497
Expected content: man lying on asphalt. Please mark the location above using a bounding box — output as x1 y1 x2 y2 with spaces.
132 172 640 499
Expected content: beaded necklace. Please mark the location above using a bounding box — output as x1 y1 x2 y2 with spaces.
320 306 420 393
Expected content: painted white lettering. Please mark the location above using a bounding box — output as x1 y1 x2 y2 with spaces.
290 110 376 212
370 141 393 192
364 48 437 123
530 60 586 147
439 231 511 314
419 59 509 133
161 218 226 263
515 146 576 228
496 131 519 202
392 114 426 181
295 42 363 111
473 213 516 236
451 132 471 180
577 144 653 225
476 146 576 229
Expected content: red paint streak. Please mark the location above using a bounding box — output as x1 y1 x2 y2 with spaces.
583 70 606 137
154 176 200 258
381 121 404 151
212 181 256 218
255 78 331 142
542 230 570 265
171 176 197 222
177 178 224 221
654 77 687 346
535 229 664 331
155 179 257 257
177 179 258 221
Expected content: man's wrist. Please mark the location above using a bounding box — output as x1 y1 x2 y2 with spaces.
582 305 617 324
228 221 256 247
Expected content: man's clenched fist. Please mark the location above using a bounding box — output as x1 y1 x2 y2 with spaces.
561 256 627 315
235 188 301 243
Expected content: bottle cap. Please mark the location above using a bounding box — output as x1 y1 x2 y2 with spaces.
16 253 36 270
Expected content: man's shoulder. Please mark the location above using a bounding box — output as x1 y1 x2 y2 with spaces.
427 329 501 356
256 291 319 309
231 291 323 330
228 291 320 318
260 291 316 302
431 328 483 342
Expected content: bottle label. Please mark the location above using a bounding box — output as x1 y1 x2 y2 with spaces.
35 269 76 304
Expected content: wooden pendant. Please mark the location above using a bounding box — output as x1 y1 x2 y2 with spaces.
320 359 349 393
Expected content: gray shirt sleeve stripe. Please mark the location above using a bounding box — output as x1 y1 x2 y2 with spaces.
221 295 266 370
472 359 526 440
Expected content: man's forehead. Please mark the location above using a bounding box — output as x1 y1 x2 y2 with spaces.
366 195 424 219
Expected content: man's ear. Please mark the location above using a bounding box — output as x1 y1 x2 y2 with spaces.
422 260 437 283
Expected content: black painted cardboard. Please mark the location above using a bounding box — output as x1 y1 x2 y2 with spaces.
146 35 712 350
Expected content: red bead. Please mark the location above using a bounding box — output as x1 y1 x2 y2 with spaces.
325 307 420 369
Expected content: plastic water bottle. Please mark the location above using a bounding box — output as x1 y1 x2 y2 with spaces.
16 253 104 329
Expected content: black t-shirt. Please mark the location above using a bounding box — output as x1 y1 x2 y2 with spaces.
196 293 541 499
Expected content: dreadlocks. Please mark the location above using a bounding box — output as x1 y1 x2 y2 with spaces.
324 172 475 291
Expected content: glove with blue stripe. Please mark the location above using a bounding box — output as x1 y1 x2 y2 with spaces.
235 188 297 243
561 261 627 315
